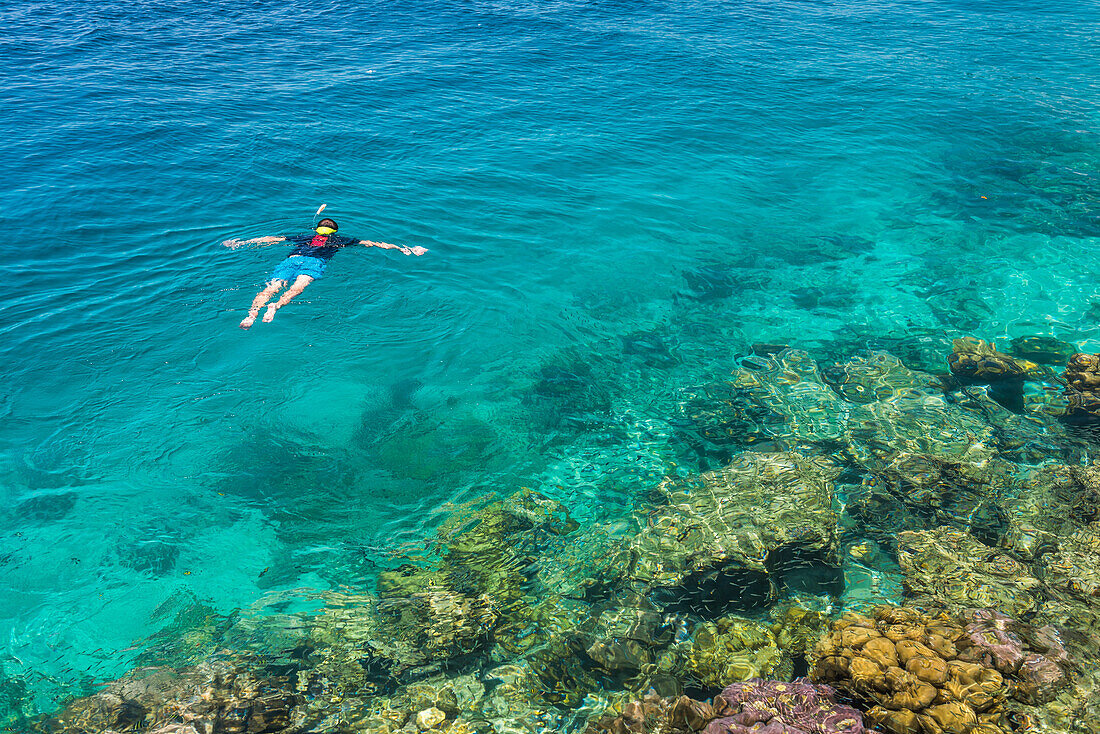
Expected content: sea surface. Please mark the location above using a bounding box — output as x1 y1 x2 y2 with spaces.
1 0 1099 725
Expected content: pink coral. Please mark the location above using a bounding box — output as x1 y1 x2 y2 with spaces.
705 678 865 734
962 609 1068 704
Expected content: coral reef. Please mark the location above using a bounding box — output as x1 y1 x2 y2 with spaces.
44 661 296 734
1062 352 1100 423
628 451 842 614
688 616 790 688
583 679 865 734
811 606 1010 734
959 609 1069 705
707 678 865 734
583 692 700 734
948 337 1040 382
895 527 1042 618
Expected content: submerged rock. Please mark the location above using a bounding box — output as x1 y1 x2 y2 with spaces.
305 493 583 709
416 706 447 730
1008 336 1078 366
47 660 296 734
844 388 996 469
379 585 499 661
299 592 407 702
549 592 689 702
670 381 786 468
895 527 1042 618
945 337 1050 413
1003 462 1100 560
688 616 790 688
1036 521 1100 622
375 488 581 668
582 598 673 675
948 337 1041 382
770 605 830 671
820 351 931 405
1062 353 1100 424
629 451 842 615
523 631 603 708
849 452 1014 551
721 347 1022 470
727 350 854 449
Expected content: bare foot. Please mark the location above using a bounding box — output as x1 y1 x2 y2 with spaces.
262 304 278 323
240 311 259 329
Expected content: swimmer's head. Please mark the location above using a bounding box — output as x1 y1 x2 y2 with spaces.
316 218 338 235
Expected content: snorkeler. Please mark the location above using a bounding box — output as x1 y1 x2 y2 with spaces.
224 218 427 329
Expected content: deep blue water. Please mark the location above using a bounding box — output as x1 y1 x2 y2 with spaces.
2 0 1099 719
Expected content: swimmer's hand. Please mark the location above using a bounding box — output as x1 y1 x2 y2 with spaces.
223 239 243 249
361 240 429 256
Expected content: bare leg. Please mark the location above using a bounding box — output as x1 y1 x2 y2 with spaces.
263 274 314 322
240 280 285 329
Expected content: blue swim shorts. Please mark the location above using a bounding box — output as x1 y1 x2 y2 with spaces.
270 255 327 283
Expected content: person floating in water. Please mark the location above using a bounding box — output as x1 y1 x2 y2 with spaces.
224 218 427 329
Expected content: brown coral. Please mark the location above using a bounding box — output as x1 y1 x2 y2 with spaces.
811 606 1010 734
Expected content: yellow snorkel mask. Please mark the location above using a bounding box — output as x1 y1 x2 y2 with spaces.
315 226 336 235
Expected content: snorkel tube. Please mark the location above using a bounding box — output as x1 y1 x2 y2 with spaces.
313 204 337 235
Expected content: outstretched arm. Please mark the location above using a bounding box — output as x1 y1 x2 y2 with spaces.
223 236 287 249
360 240 427 256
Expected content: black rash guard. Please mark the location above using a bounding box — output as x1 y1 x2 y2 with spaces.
285 233 358 262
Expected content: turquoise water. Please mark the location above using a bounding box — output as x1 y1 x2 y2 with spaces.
2 0 1099 723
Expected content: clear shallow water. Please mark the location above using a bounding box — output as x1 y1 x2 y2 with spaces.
2 0 1099 721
